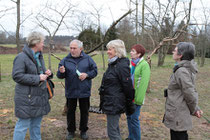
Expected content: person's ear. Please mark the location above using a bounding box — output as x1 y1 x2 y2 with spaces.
138 53 141 58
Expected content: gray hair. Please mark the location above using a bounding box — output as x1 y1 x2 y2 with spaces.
106 39 127 58
177 42 195 61
70 39 83 48
26 31 45 48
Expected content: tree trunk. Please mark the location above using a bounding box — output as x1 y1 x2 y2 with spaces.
0 62 1 82
48 42 53 70
141 0 145 42
135 0 139 44
200 47 206 67
16 0 21 53
200 39 206 67
200 25 207 67
157 45 169 66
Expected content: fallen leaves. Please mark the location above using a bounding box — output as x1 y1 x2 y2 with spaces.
0 109 13 117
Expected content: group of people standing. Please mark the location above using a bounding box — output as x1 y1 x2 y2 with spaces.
12 31 203 140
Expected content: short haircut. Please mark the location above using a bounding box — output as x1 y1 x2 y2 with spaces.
131 44 146 58
106 39 127 58
70 39 83 48
26 31 45 48
176 42 195 61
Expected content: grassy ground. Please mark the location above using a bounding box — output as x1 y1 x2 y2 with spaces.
0 44 17 48
0 53 209 140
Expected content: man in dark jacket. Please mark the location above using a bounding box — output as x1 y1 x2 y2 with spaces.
57 39 97 140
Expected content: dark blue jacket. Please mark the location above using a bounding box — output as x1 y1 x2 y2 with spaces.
57 51 97 98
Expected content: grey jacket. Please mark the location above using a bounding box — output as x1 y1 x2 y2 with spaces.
12 45 50 119
163 60 200 131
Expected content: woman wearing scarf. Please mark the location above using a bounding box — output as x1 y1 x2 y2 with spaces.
99 39 135 140
126 44 151 140
12 31 52 140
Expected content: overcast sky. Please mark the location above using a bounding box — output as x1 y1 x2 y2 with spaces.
0 0 209 37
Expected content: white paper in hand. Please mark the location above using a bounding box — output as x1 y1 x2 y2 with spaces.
76 69 81 76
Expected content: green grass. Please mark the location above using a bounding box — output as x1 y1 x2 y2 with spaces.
0 53 210 140
0 44 17 48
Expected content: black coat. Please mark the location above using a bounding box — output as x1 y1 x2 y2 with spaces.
99 58 134 115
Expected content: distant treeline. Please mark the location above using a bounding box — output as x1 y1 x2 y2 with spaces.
45 35 76 46
0 31 76 47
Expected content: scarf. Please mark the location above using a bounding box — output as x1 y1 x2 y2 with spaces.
131 58 140 86
108 56 118 64
32 50 43 74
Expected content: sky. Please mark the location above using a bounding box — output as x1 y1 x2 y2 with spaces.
0 0 130 37
0 0 209 37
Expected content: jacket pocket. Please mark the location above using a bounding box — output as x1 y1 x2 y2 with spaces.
165 107 176 121
102 96 114 112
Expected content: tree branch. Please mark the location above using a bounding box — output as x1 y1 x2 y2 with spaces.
85 9 134 54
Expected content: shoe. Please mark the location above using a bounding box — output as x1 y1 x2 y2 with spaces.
66 132 75 140
80 131 88 140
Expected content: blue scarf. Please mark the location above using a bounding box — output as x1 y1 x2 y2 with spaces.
32 50 43 74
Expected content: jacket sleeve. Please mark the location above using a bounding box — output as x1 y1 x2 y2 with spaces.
135 62 151 104
118 62 134 102
176 68 199 115
56 58 66 79
86 57 98 79
12 55 40 86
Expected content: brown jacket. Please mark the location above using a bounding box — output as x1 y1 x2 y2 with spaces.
163 60 200 131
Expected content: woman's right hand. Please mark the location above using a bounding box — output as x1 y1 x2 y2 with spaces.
195 110 203 118
59 66 65 73
40 74 48 81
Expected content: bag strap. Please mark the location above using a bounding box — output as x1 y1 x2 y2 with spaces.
46 81 53 99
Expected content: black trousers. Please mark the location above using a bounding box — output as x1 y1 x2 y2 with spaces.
170 129 188 140
67 97 90 133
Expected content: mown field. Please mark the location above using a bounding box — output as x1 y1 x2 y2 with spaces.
0 53 209 140
0 44 17 48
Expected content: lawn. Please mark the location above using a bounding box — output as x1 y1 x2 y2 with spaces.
0 53 209 140
0 44 17 48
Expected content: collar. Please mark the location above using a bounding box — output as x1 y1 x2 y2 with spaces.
108 56 118 64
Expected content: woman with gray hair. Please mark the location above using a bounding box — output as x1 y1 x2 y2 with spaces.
12 31 52 140
99 39 135 140
163 42 203 140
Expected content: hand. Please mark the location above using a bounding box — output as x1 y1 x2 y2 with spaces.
79 73 88 81
195 110 203 118
45 69 52 76
40 74 48 81
59 66 65 73
126 101 136 116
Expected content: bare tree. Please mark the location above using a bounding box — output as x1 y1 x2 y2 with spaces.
9 0 32 53
198 0 210 67
86 10 134 54
71 12 94 33
141 0 145 42
129 0 139 44
10 0 21 53
87 2 106 70
117 17 136 50
35 0 75 69
142 0 193 66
